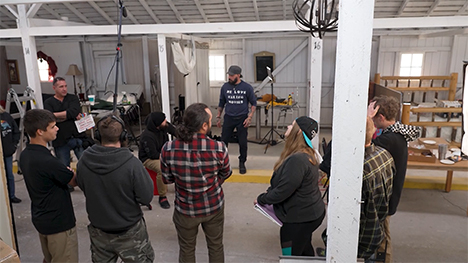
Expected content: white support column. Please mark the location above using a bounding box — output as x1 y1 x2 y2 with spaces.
327 0 376 262
18 4 43 108
0 142 15 249
308 36 323 149
142 36 152 109
158 34 171 118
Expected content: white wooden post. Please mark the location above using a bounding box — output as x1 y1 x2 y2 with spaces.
18 4 43 108
327 0 376 262
142 36 152 109
0 140 15 249
308 36 323 149
157 34 171 119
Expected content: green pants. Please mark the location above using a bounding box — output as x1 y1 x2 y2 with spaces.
88 218 154 263
173 206 225 263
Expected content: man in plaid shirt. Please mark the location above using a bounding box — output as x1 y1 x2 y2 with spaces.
161 103 232 263
358 117 395 261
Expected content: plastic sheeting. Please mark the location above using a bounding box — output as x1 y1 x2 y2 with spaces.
171 39 196 75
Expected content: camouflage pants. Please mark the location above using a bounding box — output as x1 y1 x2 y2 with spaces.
87 218 154 263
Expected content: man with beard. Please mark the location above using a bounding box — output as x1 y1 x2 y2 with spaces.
217 65 256 174
161 103 232 262
139 111 176 209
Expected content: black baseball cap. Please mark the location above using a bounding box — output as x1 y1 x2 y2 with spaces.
296 116 319 149
227 65 242 77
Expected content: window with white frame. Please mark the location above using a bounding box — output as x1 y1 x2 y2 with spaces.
38 59 52 82
399 53 423 76
209 55 225 83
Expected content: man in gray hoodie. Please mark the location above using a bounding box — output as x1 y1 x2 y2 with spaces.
76 114 154 262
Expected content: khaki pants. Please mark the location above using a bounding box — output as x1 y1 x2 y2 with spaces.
143 159 167 197
38 227 78 263
378 216 392 263
88 218 154 263
173 206 225 263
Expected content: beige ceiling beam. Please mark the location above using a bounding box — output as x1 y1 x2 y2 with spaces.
166 0 185 23
194 0 209 23
26 3 41 17
426 0 441 16
458 2 468 14
63 2 92 24
1 0 107 4
4 5 18 18
112 0 139 24
223 0 234 22
89 1 115 25
0 7 17 20
138 0 161 24
397 0 411 15
253 0 260 21
42 4 62 20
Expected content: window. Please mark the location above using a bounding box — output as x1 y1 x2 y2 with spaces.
38 59 53 82
209 55 225 82
399 53 423 76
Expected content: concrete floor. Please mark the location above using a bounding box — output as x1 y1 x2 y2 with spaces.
9 127 468 262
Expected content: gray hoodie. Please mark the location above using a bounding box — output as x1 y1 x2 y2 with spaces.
77 144 153 232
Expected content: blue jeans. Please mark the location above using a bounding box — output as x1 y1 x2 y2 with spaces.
54 138 84 167
3 156 15 199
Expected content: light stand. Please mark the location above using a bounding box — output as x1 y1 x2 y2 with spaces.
113 0 127 113
260 68 284 154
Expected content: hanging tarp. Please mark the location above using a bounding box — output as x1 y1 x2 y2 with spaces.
171 39 196 75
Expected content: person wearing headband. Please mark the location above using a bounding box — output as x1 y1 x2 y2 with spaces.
256 116 326 256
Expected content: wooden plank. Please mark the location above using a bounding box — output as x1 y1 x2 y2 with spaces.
409 121 461 127
390 87 449 92
380 76 452 80
411 107 462 113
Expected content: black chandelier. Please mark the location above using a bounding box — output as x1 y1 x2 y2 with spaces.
292 0 339 39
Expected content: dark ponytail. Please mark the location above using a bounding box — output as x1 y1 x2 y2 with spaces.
177 103 210 142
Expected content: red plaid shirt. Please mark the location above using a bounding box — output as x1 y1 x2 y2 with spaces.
160 133 232 217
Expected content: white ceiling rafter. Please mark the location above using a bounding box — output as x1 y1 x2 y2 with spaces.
63 2 91 24
27 4 42 17
397 0 411 15
1 7 17 21
194 0 209 23
4 5 19 18
1 0 106 4
252 0 260 21
89 1 115 25
166 0 185 24
283 0 287 20
459 1 468 14
112 0 139 24
223 0 234 22
426 0 441 16
138 0 161 24
42 4 62 20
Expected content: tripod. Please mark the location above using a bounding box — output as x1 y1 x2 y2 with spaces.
112 0 127 112
260 78 283 153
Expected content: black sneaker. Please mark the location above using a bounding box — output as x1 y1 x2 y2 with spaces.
10 197 22 203
239 162 246 174
159 196 170 209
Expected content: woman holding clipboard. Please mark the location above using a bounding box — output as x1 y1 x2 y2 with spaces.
255 116 326 256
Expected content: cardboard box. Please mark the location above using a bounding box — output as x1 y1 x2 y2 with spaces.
434 99 462 118
417 137 450 150
0 240 20 263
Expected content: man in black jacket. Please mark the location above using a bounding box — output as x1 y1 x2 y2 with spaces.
368 96 421 262
44 77 84 167
77 114 154 262
139 112 176 209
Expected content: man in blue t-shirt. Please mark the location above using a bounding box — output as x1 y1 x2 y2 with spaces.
217 65 257 174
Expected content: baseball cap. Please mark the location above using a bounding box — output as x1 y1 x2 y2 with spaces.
296 116 319 149
227 65 242 76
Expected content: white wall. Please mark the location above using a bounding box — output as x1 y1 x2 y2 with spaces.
5 42 83 95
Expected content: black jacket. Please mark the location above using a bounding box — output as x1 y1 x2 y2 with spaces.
1 112 20 157
257 152 325 223
138 119 176 163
